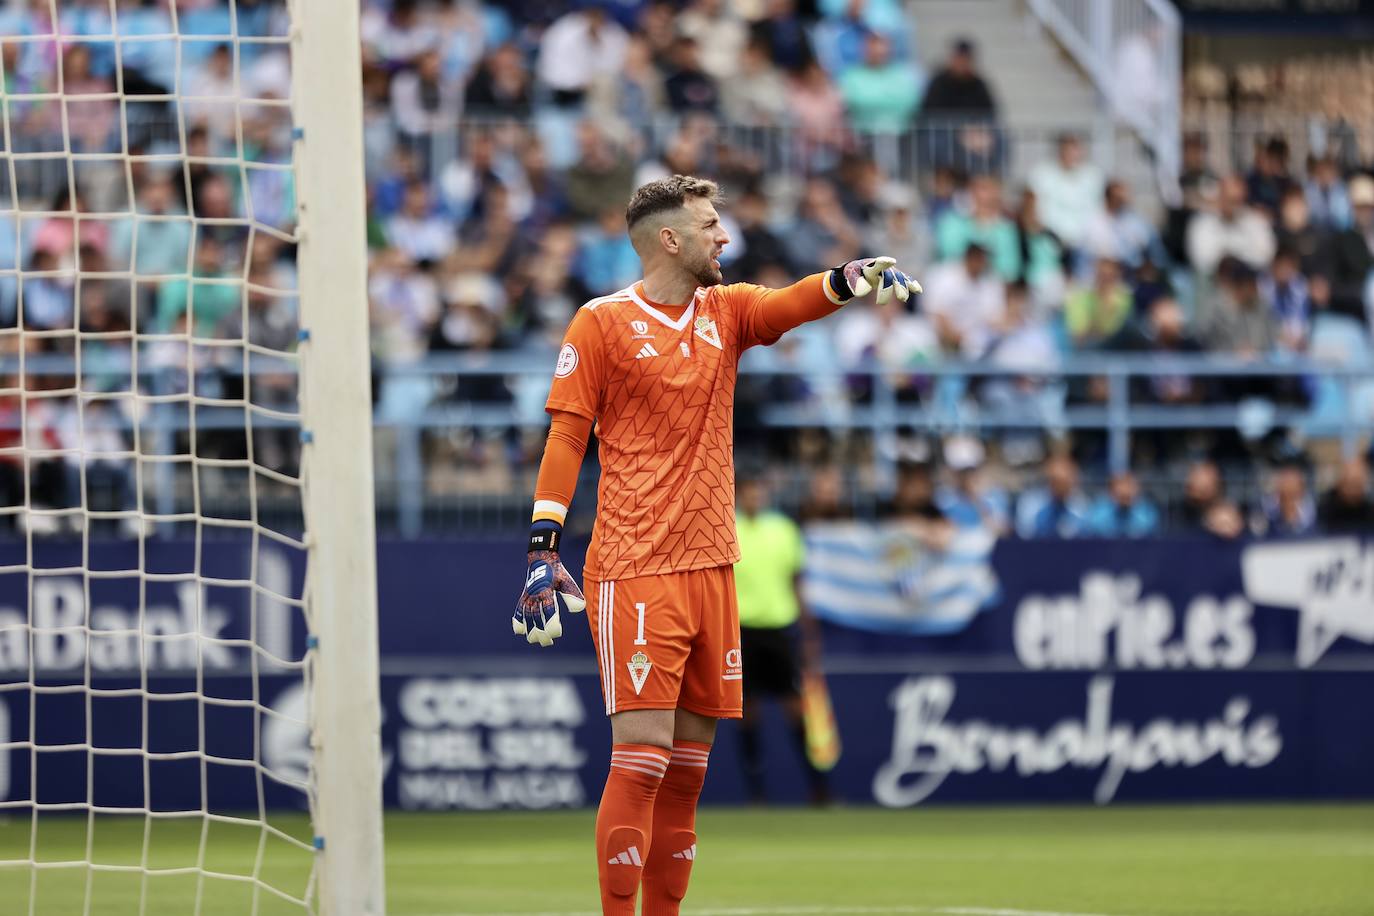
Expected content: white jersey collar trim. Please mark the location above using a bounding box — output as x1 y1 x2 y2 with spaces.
627 283 698 332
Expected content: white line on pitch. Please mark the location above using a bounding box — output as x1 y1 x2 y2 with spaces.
420 904 1135 916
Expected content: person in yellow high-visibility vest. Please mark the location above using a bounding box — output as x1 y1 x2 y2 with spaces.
734 468 831 805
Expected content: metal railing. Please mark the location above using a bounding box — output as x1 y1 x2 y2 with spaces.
6 350 1374 536
1027 0 1182 201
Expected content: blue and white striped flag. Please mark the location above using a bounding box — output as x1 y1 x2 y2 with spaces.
802 522 1000 635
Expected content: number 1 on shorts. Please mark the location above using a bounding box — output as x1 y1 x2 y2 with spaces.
634 602 647 645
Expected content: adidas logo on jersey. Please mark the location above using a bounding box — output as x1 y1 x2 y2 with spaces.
671 844 697 861
635 343 660 359
607 845 644 866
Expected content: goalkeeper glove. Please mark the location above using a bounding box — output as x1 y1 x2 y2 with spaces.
514 520 586 647
828 256 922 306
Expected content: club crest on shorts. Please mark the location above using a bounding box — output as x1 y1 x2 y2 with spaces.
627 651 652 695
693 315 722 350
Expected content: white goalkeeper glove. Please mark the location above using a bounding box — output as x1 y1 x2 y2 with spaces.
828 256 923 306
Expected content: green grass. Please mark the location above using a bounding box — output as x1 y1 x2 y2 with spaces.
1 804 1372 914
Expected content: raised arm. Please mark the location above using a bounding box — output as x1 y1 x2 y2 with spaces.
742 258 922 345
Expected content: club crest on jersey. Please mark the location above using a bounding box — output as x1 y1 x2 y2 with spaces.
630 319 652 339
627 651 652 694
693 315 723 350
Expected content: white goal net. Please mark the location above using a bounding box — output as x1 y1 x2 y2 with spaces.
0 0 382 913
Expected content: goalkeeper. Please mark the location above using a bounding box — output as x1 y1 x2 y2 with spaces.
515 175 918 915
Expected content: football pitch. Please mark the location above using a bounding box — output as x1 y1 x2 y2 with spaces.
2 804 1371 915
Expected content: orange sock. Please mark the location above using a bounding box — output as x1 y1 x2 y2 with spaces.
640 741 710 915
596 744 670 915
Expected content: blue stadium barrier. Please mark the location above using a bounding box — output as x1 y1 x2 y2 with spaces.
2 535 1371 809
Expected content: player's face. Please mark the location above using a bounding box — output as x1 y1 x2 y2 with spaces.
680 197 731 288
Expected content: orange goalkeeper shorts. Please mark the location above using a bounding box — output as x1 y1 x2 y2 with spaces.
586 565 743 719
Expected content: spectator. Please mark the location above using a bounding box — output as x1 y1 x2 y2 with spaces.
368 248 440 363
1321 174 1374 325
787 60 848 171
1304 155 1352 231
1104 296 1205 405
155 236 239 337
863 182 927 278
20 250 73 331
385 181 455 265
360 0 432 68
1011 188 1066 310
720 37 790 127
728 187 791 283
1262 246 1312 354
1028 133 1103 255
564 121 636 223
61 44 116 153
1065 256 1132 349
1245 136 1294 219
464 43 533 120
936 435 1010 534
1274 185 1325 276
880 461 954 550
1202 261 1277 357
677 0 747 84
1081 179 1164 273
1253 458 1317 537
109 172 192 280
451 184 519 276
1319 456 1374 533
982 280 1060 419
183 44 237 141
664 36 720 114
837 32 921 136
1178 459 1245 539
921 242 1005 358
1086 471 1160 537
916 38 1001 174
535 4 629 107
391 47 458 155
751 0 813 73
1015 451 1090 539
1186 174 1276 277
1164 132 1218 265
575 206 639 295
783 178 861 273
799 465 851 523
834 279 940 401
588 34 665 129
935 174 1019 281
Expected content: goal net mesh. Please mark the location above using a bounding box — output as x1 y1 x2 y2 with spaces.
0 0 320 911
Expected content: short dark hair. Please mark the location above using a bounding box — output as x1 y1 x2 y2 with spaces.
625 175 721 232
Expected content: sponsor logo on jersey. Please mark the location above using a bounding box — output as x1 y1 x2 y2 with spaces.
554 343 578 378
723 647 742 681
634 343 660 360
627 651 653 694
693 315 723 350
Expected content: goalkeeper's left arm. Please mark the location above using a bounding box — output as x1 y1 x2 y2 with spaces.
514 410 592 646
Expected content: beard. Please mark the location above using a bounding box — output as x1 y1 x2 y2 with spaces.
690 251 723 288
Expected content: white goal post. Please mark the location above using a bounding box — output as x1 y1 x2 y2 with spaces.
292 0 386 911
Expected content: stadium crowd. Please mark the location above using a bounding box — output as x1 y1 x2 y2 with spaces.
0 0 1373 536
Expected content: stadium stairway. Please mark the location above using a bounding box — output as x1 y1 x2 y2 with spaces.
910 0 1126 189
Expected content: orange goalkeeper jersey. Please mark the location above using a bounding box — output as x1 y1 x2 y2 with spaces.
546 278 823 581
